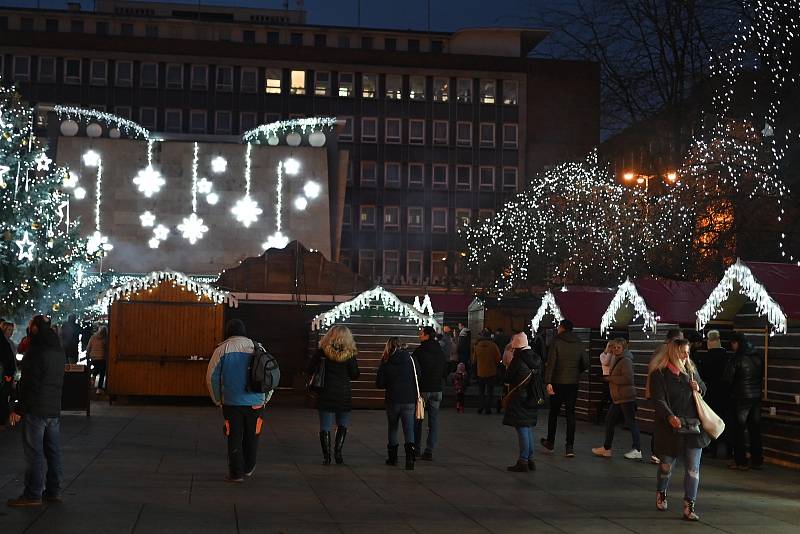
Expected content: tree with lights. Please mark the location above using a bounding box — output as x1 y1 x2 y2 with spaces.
0 84 101 321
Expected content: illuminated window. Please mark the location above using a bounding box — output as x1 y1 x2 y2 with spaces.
314 71 330 96
457 78 472 103
409 76 425 100
433 77 449 102
503 80 519 105
408 207 423 231
384 207 400 230
265 69 282 94
456 209 471 229
362 73 377 98
386 74 402 99
338 72 354 97
290 70 306 95
480 79 496 104
359 206 376 228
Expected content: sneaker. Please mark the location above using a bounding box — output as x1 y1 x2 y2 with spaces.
7 496 43 508
244 467 256 477
650 455 660 464
540 438 554 452
656 491 668 511
225 475 244 483
565 446 575 458
683 499 700 521
592 447 612 458
623 449 643 460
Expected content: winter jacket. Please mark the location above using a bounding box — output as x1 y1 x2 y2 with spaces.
696 347 730 406
0 334 15 380
375 349 417 405
438 334 454 362
206 336 267 407
471 338 501 378
306 346 360 412
412 339 445 392
15 327 65 417
86 333 107 361
544 331 587 385
456 328 471 362
607 350 636 404
650 367 710 457
59 320 80 362
502 348 542 428
724 341 763 400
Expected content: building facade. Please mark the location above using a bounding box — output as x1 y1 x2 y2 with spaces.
0 1 599 285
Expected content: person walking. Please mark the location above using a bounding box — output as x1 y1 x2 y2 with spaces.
413 326 445 461
58 314 80 364
206 319 270 482
596 341 614 423
7 315 65 507
306 325 360 465
541 319 587 457
452 362 468 413
472 332 501 414
86 326 108 393
650 338 708 521
1 318 17 429
591 338 642 459
698 330 732 458
438 325 454 374
503 333 543 473
645 328 684 464
724 332 764 470
375 337 417 470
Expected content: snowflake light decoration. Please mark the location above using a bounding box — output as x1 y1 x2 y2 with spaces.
262 231 289 251
139 211 156 227
86 230 113 255
177 213 208 244
211 156 227 173
153 224 170 241
231 195 262 227
133 165 166 197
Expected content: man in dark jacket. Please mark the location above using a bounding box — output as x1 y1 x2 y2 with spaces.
725 332 764 470
0 318 17 428
699 330 732 458
7 315 65 507
541 319 587 457
59 314 80 364
413 326 445 461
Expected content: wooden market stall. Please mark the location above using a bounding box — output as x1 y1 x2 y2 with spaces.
104 271 237 398
696 259 800 468
599 278 715 433
530 287 615 422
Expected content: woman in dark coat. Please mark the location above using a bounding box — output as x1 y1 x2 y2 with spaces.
503 333 542 473
375 337 418 470
649 338 709 522
306 325 360 465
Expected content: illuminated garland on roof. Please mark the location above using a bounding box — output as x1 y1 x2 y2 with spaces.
54 106 151 140
413 294 434 316
99 270 237 310
242 117 337 143
312 286 439 331
696 259 787 335
530 290 565 333
600 278 659 336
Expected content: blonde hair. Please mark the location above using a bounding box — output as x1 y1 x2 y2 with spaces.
650 338 695 377
319 325 357 356
707 329 721 348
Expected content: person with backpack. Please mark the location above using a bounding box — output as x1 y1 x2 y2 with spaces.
503 332 543 473
375 337 418 470
306 325 360 465
206 319 271 483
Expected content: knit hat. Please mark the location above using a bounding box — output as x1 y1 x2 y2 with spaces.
510 332 529 349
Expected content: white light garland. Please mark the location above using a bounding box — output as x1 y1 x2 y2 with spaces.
600 278 659 335
530 290 565 333
262 231 289 250
413 294 434 316
98 270 237 311
242 117 338 143
312 286 439 331
54 105 150 139
231 143 262 227
696 259 788 335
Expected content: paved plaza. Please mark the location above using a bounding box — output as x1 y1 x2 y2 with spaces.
1 399 798 533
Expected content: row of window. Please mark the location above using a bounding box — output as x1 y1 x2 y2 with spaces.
341 250 458 282
343 206 495 232
341 117 517 148
353 163 518 190
4 15 446 53
4 56 519 104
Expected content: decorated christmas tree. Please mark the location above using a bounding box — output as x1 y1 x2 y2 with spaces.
0 84 101 321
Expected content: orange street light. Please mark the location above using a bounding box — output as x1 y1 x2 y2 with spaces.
623 172 635 181
666 172 677 182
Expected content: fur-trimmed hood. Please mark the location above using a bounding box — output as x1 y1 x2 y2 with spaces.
323 343 357 362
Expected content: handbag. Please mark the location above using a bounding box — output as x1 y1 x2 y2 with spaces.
694 390 725 439
659 369 702 436
410 356 424 421
501 370 533 410
307 357 325 392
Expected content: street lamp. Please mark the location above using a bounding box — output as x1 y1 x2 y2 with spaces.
621 171 678 190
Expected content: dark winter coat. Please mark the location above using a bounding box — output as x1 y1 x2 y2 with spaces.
502 347 542 428
59 319 80 362
306 346 360 412
607 350 636 404
456 328 471 362
16 326 65 417
375 349 417 405
412 339 445 393
544 331 587 385
697 347 730 405
724 341 763 400
0 334 16 379
650 367 710 457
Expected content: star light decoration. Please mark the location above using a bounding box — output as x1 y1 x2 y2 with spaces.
15 231 36 261
197 177 213 194
34 152 52 171
211 156 227 173
312 287 439 331
133 165 166 197
139 211 156 227
0 164 10 188
177 212 208 245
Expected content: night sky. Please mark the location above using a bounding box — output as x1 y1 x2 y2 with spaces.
4 0 561 33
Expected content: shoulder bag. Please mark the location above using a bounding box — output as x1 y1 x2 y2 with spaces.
501 370 533 410
660 370 701 435
307 356 325 392
410 356 425 421
691 370 725 439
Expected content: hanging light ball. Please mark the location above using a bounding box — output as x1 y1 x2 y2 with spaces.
86 123 103 138
109 128 121 139
286 132 302 147
60 120 79 137
31 222 41 230
308 131 326 147
52 302 61 312
267 134 279 146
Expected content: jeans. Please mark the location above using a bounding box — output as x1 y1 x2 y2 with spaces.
516 426 534 460
414 391 442 454
386 403 415 446
318 409 351 432
22 414 63 499
733 398 763 466
92 360 107 390
603 401 641 451
657 443 703 502
477 376 495 412
223 405 264 478
546 383 578 446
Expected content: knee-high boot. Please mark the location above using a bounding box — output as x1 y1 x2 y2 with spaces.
334 427 347 464
319 431 331 465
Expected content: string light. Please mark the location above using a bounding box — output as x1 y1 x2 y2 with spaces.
231 143 262 227
530 290 565 333
412 294 434 316
54 105 150 139
242 117 337 144
312 287 439 330
600 278 659 336
99 270 237 311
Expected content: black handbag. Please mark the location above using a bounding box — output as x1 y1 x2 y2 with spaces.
307 358 325 391
674 416 702 435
